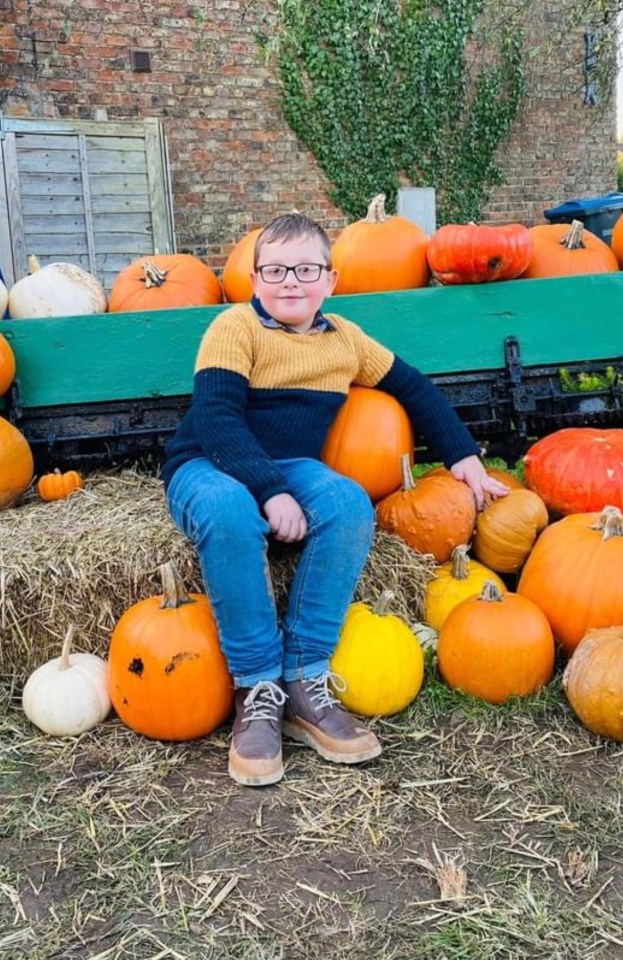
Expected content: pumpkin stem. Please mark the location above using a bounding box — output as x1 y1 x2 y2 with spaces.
559 219 585 250
59 624 75 670
590 505 623 540
450 544 471 580
372 589 395 615
478 580 504 603
141 262 168 288
159 562 195 608
364 194 388 224
400 453 415 491
27 254 42 274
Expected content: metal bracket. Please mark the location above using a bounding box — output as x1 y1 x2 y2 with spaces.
504 335 536 442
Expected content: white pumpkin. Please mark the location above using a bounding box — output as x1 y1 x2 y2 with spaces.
8 256 107 319
22 625 111 736
0 277 8 316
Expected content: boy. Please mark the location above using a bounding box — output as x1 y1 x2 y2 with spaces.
162 212 508 787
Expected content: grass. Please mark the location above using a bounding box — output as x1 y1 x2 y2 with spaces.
1 661 622 960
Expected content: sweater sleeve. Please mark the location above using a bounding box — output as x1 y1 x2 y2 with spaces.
191 309 290 504
377 355 480 468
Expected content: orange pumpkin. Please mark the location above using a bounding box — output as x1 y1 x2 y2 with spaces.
376 455 476 562
518 505 623 655
427 222 533 284
522 220 618 279
0 417 34 510
524 428 623 515
321 387 414 502
222 228 262 302
332 194 430 294
421 464 524 491
472 488 549 573
108 562 234 741
37 469 84 502
108 254 222 313
563 626 623 741
437 581 555 704
611 213 623 268
0 333 16 396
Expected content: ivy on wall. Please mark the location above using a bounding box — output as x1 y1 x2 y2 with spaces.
260 0 524 223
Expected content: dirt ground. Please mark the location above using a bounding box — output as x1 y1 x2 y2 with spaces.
1 664 622 960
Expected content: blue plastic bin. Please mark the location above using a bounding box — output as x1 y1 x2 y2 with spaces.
543 192 623 246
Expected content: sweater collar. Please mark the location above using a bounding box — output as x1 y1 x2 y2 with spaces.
251 296 335 334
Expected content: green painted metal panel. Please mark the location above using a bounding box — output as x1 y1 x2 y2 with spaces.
2 271 622 409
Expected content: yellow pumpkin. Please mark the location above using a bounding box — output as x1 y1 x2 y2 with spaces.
330 590 424 716
424 544 506 631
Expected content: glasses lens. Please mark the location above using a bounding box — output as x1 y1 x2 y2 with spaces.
259 265 287 282
294 264 322 282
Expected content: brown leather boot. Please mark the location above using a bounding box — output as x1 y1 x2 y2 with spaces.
283 674 382 764
228 680 286 787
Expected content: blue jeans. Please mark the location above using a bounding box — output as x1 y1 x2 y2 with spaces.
166 457 375 687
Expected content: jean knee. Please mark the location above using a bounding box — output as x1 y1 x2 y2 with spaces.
322 474 375 540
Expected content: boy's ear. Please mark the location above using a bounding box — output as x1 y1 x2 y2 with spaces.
326 268 338 296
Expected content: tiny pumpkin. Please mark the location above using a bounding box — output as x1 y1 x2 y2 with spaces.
563 626 623 741
376 455 476 562
321 387 414 502
37 469 84 502
472 488 549 573
330 590 425 716
108 562 233 741
424 544 506 631
22 624 111 736
332 193 430 294
437 581 555 704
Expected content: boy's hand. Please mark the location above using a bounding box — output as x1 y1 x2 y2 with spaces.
450 455 510 510
263 493 308 542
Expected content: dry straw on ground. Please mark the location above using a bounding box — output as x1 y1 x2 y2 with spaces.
0 470 435 682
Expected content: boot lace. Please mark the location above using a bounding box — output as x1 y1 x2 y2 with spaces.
304 671 347 709
241 680 287 724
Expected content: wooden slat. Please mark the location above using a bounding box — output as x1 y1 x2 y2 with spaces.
17 172 85 197
22 195 86 215
24 214 87 235
3 273 623 409
0 141 15 284
86 149 147 175
3 132 27 279
17 147 81 174
3 118 147 137
78 133 97 276
89 172 149 195
145 119 173 254
85 136 147 153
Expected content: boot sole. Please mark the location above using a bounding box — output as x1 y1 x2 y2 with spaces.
283 718 382 764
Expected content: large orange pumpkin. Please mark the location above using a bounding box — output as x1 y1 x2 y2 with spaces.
332 194 430 294
376 455 477 562
0 334 16 396
563 626 623 741
518 505 623 655
524 428 623 515
437 581 555 704
108 254 222 313
108 562 234 740
0 417 34 510
427 222 533 284
222 227 262 303
321 387 414 502
521 220 618 279
611 213 623 268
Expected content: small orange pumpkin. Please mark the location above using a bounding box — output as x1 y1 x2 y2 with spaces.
437 581 555 704
108 254 223 313
472 488 549 573
421 464 524 491
37 469 84 502
108 562 234 741
522 220 619 279
332 194 430 294
563 626 623 741
0 333 16 396
376 455 477 562
321 387 414 502
222 227 262 302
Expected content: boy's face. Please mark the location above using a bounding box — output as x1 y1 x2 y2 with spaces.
251 235 337 333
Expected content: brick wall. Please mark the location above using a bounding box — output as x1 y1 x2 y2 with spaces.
0 0 617 268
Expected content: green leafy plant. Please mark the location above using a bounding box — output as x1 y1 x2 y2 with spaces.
559 365 621 392
260 0 524 223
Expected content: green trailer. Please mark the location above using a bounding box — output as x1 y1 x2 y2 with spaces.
2 271 623 470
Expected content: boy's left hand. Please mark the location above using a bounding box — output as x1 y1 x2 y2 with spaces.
450 455 510 510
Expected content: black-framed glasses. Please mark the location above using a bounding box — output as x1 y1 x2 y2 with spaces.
256 263 329 283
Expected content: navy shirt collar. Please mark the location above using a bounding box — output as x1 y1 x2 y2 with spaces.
251 295 335 334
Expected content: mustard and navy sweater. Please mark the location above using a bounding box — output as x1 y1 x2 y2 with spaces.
162 300 479 503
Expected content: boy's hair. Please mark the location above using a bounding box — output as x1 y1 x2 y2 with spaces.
253 213 332 269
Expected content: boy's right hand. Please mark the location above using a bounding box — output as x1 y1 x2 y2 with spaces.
263 493 308 542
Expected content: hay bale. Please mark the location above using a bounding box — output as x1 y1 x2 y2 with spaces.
0 470 435 683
